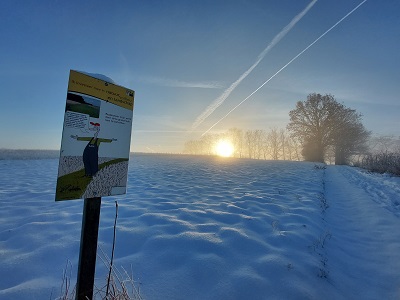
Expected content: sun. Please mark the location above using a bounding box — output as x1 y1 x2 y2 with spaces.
215 140 234 157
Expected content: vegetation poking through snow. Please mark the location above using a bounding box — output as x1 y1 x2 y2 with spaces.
54 202 142 300
357 152 400 176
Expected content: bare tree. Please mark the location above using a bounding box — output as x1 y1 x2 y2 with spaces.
260 130 269 160
227 128 244 158
267 128 281 160
287 93 370 164
333 116 370 164
245 130 255 159
200 134 216 155
279 129 287 160
253 130 264 159
287 135 302 161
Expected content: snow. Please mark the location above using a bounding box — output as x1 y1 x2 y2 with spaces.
79 71 115 84
0 153 399 299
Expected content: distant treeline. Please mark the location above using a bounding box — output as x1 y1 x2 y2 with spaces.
0 149 59 160
184 128 302 161
184 128 400 175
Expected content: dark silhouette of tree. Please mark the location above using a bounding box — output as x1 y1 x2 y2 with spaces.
331 109 370 164
287 93 370 164
301 138 323 162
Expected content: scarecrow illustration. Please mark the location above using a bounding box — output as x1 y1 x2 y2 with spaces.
71 122 117 177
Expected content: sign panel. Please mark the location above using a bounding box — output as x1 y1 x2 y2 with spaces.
56 70 135 201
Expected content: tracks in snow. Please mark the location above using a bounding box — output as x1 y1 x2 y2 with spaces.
323 165 400 299
337 166 400 217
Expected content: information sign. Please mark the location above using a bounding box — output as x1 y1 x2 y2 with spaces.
56 70 135 201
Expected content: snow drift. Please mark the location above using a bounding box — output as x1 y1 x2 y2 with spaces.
0 153 399 299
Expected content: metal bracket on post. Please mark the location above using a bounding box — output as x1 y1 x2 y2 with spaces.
76 197 102 300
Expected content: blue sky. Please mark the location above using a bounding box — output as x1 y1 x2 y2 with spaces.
1 0 399 152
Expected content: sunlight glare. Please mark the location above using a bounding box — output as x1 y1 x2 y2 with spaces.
215 140 234 157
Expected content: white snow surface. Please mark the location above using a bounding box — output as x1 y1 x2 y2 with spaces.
0 153 399 299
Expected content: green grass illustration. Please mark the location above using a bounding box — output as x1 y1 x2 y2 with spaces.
66 103 100 118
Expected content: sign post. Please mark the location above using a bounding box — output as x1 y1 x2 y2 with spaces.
76 197 101 300
55 70 135 299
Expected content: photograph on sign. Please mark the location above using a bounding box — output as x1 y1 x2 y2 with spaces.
56 70 135 201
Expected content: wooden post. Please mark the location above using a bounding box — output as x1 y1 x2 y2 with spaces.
76 197 102 300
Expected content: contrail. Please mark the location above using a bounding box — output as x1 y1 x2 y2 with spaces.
202 0 368 136
190 0 318 131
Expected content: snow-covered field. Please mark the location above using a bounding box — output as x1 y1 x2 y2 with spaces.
0 153 399 299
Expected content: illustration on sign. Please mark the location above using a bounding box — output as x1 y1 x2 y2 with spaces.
56 70 135 201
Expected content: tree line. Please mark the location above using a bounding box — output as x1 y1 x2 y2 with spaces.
184 127 302 161
185 93 373 165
